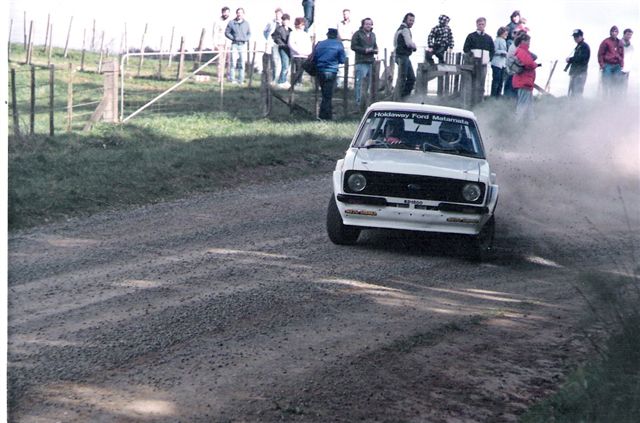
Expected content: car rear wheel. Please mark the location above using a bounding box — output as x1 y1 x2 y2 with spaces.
469 215 495 261
326 194 361 245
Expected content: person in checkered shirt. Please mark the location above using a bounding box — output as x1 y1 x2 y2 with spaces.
426 15 454 64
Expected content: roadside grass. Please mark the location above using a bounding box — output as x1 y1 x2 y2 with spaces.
521 255 640 421
8 118 355 229
8 43 358 230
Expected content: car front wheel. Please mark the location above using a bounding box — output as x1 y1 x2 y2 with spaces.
326 194 361 245
469 215 495 261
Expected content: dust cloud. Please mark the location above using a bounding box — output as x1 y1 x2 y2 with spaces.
474 94 639 262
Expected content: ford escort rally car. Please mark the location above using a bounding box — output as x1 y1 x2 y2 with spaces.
326 102 499 259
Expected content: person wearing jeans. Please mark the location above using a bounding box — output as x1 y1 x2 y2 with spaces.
351 18 378 106
490 27 508 97
314 28 345 120
597 25 625 97
393 13 417 98
225 8 251 84
272 14 292 84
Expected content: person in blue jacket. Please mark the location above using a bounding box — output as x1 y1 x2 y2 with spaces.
314 28 345 120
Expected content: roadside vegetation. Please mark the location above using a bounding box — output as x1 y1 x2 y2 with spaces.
521 227 640 422
8 43 356 229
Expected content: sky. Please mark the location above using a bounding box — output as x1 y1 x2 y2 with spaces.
7 0 640 97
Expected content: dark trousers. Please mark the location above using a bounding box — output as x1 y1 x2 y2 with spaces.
303 4 314 31
318 71 337 120
568 72 587 96
490 65 505 97
395 55 416 98
503 74 517 98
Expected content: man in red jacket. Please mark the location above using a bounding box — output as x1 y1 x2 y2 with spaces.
598 26 625 97
512 34 539 121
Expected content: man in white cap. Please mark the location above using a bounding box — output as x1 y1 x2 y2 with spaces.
565 29 591 96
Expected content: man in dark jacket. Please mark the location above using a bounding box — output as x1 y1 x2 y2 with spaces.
565 29 591 96
463 17 494 99
426 14 454 64
394 13 417 99
225 8 251 84
598 25 625 97
314 28 346 120
271 14 292 85
351 18 378 105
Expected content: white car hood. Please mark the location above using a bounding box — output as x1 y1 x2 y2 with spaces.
352 149 485 181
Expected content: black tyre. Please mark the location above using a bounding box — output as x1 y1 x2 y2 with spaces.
469 215 495 261
326 194 361 245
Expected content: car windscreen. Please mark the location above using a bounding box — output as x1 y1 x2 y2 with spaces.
353 111 485 159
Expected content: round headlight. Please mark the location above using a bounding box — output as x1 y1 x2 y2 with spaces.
347 173 367 192
462 183 481 202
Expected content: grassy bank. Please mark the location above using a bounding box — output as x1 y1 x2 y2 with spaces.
521 267 640 423
8 117 355 229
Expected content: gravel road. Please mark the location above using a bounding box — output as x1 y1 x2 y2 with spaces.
8 104 638 422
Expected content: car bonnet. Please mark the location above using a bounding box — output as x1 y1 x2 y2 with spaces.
352 148 484 182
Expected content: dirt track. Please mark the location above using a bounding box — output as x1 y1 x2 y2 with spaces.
8 101 639 422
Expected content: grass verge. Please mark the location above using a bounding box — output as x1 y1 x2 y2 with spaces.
521 265 640 422
8 117 356 230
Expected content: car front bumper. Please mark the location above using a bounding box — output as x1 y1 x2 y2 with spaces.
333 172 498 236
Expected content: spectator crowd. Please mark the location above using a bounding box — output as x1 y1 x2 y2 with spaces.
211 3 635 120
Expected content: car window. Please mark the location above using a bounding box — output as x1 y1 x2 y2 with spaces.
353 111 485 159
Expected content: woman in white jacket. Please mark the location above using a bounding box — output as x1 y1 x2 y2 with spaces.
288 17 313 84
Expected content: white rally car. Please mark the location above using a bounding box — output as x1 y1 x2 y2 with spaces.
327 102 499 259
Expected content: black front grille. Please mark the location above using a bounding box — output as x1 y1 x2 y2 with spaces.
344 170 485 204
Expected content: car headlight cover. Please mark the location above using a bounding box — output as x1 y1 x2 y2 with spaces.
462 183 481 202
347 173 367 192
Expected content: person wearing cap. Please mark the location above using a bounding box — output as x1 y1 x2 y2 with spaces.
565 29 591 97
394 13 418 99
598 26 625 97
351 18 378 106
426 14 454 65
314 28 346 120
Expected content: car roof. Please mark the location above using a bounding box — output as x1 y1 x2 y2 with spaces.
365 101 478 121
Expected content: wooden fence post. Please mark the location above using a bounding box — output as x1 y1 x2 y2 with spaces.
63 16 73 58
47 24 53 66
177 36 185 80
248 41 257 87
90 19 96 51
167 26 175 69
137 23 148 77
25 20 33 65
67 63 73 132
98 31 105 73
43 13 50 53
23 12 27 50
195 28 205 69
370 60 380 105
343 56 349 118
158 36 163 78
8 19 13 58
261 54 272 117
30 65 36 135
49 65 55 136
11 68 20 137
80 28 86 71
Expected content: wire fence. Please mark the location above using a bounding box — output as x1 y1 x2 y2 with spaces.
8 62 105 137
